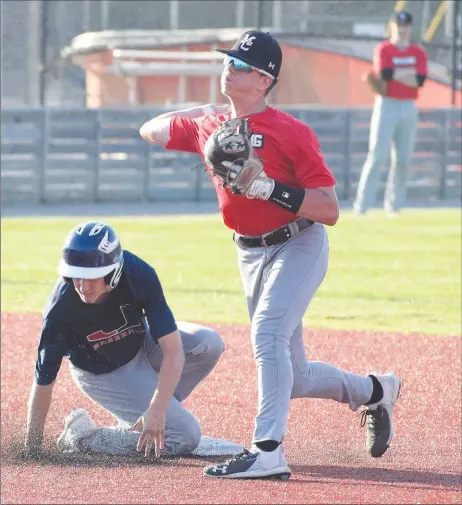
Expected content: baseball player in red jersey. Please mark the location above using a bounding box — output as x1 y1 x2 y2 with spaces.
140 30 401 479
354 10 428 215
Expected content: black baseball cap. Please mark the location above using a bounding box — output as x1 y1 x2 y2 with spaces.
394 10 413 25
216 30 282 79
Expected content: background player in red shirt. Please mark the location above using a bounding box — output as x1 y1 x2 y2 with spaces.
140 30 401 479
354 10 428 215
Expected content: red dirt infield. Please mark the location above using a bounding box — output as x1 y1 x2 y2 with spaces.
1 313 461 504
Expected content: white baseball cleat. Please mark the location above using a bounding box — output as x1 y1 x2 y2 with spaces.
191 436 244 457
360 372 402 457
204 444 291 479
57 408 97 453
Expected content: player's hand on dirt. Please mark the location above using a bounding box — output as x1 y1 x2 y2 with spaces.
22 442 42 459
128 404 166 458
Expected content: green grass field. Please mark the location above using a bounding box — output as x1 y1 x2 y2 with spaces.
1 209 460 336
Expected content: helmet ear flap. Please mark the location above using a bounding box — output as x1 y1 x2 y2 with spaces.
105 256 124 288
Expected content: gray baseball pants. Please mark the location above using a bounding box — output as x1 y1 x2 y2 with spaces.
235 222 374 444
354 96 418 213
68 322 225 456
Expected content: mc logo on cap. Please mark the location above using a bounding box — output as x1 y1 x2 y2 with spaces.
240 34 257 52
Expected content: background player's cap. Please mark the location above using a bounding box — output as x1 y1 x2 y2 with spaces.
216 30 282 79
394 10 413 25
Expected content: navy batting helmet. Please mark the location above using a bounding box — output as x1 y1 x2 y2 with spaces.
58 221 124 288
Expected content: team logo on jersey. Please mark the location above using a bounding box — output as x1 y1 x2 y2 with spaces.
392 56 416 66
87 305 144 350
250 134 264 148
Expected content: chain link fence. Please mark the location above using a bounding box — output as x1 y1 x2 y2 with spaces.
1 0 460 107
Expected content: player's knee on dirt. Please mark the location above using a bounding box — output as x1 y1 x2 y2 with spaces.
172 410 202 455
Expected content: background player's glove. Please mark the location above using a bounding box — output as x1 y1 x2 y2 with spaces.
363 70 388 96
203 118 274 198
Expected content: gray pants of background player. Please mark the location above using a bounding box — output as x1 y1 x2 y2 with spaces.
353 96 418 213
68 322 225 456
235 223 374 444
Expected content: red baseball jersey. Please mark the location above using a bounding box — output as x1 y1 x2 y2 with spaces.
373 40 428 100
165 107 336 236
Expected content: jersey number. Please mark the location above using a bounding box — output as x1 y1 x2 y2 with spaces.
251 134 264 148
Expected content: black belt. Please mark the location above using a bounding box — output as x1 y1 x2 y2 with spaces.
234 218 314 248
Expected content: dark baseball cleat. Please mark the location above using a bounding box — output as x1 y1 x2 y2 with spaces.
360 372 402 457
203 446 291 479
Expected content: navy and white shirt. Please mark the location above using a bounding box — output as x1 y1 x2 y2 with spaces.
35 250 177 386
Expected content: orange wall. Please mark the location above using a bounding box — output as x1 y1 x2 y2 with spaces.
138 43 222 105
277 45 461 108
83 43 461 108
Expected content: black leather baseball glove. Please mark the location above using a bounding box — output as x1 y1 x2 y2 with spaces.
203 118 266 196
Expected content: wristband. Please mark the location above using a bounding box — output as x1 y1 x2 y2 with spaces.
268 181 305 214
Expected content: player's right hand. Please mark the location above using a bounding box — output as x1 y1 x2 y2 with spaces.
128 404 166 458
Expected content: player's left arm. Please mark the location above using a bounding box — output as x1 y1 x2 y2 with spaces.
392 70 420 87
245 171 339 226
245 128 339 225
254 183 339 226
296 186 339 225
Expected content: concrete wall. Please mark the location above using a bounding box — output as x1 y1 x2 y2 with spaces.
2 107 460 205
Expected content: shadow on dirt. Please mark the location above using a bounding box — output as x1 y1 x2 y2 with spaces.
288 464 461 490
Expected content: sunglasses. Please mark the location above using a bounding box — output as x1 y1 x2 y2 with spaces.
223 56 274 79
